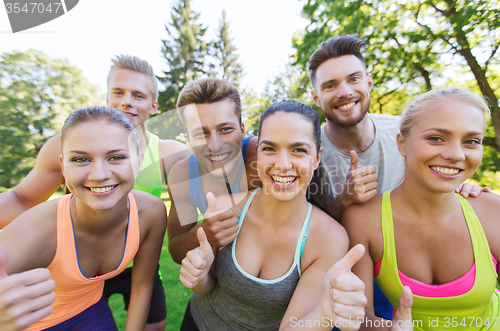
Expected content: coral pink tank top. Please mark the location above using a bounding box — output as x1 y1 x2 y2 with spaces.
26 193 140 330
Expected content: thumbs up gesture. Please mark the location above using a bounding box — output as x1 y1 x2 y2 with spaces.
341 151 378 206
390 287 413 331
179 227 215 289
201 192 239 248
322 244 367 331
0 244 56 330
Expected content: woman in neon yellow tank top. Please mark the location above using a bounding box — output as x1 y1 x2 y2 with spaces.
342 88 500 330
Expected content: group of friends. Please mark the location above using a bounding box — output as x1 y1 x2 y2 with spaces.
0 34 498 331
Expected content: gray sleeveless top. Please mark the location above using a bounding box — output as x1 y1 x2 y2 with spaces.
190 188 312 331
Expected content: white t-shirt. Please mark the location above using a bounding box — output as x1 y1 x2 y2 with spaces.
308 113 405 217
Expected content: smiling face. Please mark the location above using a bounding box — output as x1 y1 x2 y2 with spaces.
258 111 321 202
311 55 373 128
398 99 485 193
184 99 245 179
60 121 141 211
107 69 158 126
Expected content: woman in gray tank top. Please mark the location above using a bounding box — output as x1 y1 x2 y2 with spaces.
179 101 367 331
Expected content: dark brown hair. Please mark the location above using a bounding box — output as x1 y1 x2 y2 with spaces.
308 35 366 89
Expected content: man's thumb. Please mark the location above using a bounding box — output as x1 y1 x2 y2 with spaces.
205 192 218 214
197 227 212 255
0 243 9 278
349 150 359 171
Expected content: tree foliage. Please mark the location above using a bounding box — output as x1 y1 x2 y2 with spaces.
293 0 500 144
243 60 320 134
209 10 244 88
0 49 102 188
158 0 208 113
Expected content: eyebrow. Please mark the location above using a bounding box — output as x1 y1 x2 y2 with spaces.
189 122 237 135
67 149 128 154
423 128 483 136
259 140 313 149
110 87 148 96
320 71 363 88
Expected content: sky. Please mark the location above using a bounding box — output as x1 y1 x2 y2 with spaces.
0 0 310 95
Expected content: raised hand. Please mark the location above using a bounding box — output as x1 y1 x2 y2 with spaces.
390 286 413 331
341 151 378 206
322 244 367 331
0 244 56 331
179 227 215 289
202 192 239 248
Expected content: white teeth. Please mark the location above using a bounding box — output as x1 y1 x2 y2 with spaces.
271 175 297 186
209 153 230 162
89 186 116 193
430 166 459 176
337 102 356 110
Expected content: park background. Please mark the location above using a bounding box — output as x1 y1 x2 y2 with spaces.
1 0 499 329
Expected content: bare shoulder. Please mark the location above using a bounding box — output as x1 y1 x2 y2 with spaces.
167 155 190 184
39 133 62 164
467 192 500 255
301 205 349 267
158 139 191 161
215 190 251 217
245 136 258 159
14 198 60 226
341 193 383 233
132 190 167 225
467 191 500 229
1 198 59 272
311 205 348 245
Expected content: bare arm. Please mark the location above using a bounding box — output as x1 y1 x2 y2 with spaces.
167 162 237 264
126 194 167 331
280 209 366 331
167 174 204 264
157 139 192 185
342 204 413 331
0 135 64 228
0 244 56 331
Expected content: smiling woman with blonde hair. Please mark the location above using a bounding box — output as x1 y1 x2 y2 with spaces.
343 88 500 330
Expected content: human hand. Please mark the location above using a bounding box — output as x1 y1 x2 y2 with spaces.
201 192 238 248
390 286 413 331
455 182 491 198
179 227 215 289
341 151 378 207
322 244 367 331
0 244 55 331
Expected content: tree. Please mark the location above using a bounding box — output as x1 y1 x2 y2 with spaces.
242 59 319 134
210 10 244 88
158 0 208 113
0 49 102 188
293 0 500 146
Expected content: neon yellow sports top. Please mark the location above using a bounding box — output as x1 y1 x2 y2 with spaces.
375 191 500 330
133 132 164 199
129 132 164 268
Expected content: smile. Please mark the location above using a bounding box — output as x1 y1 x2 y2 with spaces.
336 102 356 110
208 153 230 162
271 175 297 186
88 185 118 193
430 166 461 176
